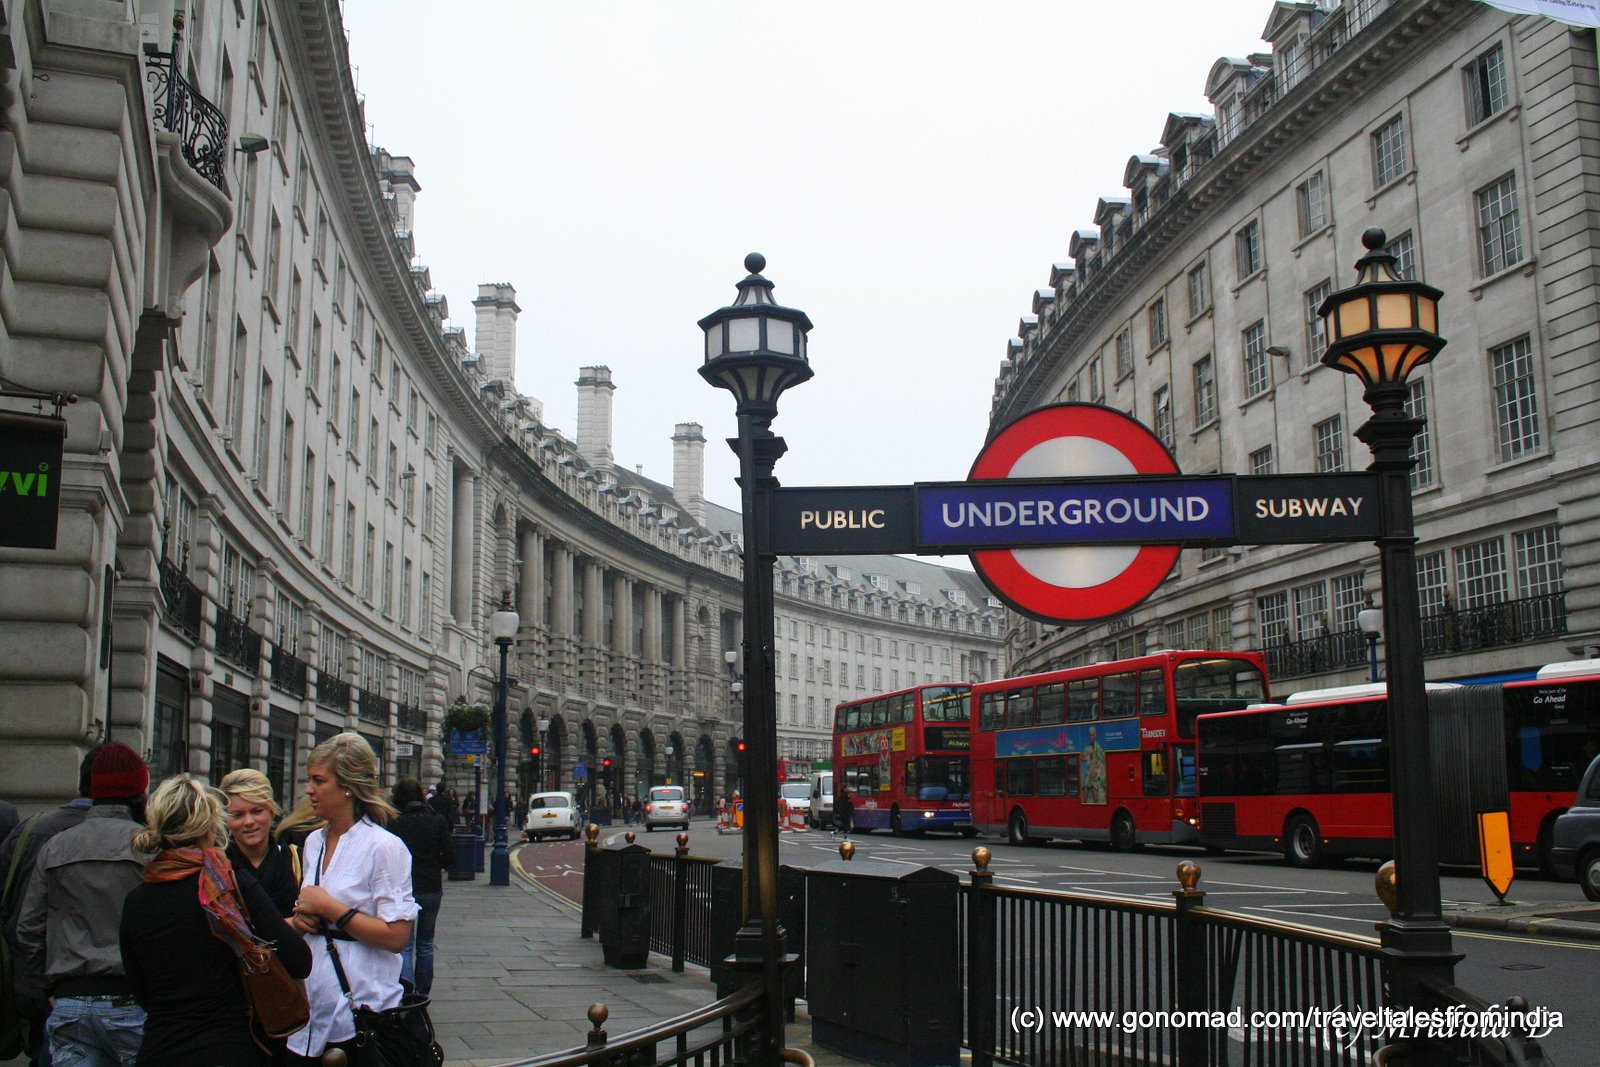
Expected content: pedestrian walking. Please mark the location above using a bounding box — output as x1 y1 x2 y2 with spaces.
284 733 416 1065
220 769 298 917
428 782 457 828
14 743 152 1065
834 786 854 840
389 778 453 995
120 775 311 1066
1 746 99 1066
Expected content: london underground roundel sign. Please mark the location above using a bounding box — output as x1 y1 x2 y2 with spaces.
969 403 1181 624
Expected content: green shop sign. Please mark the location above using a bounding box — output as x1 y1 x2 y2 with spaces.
0 410 67 549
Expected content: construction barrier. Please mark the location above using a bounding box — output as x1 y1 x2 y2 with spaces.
789 805 807 832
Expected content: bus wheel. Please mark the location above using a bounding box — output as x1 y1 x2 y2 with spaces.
1110 812 1139 852
1008 811 1033 847
1285 815 1323 868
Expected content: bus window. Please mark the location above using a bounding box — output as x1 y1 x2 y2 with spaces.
925 689 970 723
843 706 858 731
1143 751 1169 797
1064 756 1081 798
895 693 913 724
1273 742 1325 794
1138 668 1167 716
1036 682 1066 725
1007 759 1035 797
869 700 886 727
980 691 1006 732
1174 658 1270 736
1103 672 1137 719
1172 745 1197 797
1007 687 1035 728
1036 756 1068 796
1332 739 1387 793
918 756 969 801
1068 678 1098 721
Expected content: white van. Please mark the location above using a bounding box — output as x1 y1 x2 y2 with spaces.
808 771 834 829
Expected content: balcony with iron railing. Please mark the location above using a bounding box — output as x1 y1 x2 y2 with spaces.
397 702 427 734
357 687 390 726
316 670 350 712
214 606 262 672
158 556 203 641
142 40 228 192
270 643 309 699
1259 592 1567 681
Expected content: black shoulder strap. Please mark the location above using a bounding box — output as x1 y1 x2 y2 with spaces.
1 817 38 911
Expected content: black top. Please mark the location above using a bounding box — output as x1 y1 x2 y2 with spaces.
427 792 457 828
391 801 454 896
225 840 299 917
120 865 312 1067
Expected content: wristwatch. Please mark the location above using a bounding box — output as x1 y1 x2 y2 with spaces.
334 907 359 930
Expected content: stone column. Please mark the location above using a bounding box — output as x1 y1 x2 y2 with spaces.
610 574 633 693
551 543 575 678
642 587 664 706
450 466 476 625
580 560 604 687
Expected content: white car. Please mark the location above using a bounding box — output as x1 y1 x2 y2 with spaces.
523 791 580 841
644 785 690 831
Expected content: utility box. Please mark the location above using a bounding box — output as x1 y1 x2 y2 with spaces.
447 829 476 881
599 843 652 969
805 860 960 1067
708 862 803 1014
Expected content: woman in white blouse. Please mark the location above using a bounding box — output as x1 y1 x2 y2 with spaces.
285 733 418 1064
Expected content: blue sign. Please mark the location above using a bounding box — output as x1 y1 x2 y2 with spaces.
994 719 1141 758
573 762 587 781
449 729 488 756
919 478 1234 550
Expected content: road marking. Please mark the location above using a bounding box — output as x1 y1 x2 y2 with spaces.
1453 929 1600 952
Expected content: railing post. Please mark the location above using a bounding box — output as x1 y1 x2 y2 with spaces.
673 832 690 973
1172 861 1207 1067
581 823 601 938
967 847 996 1067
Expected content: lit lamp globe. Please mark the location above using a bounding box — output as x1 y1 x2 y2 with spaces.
698 253 814 415
1317 228 1445 396
490 597 520 645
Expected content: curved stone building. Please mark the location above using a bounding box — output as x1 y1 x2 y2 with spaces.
989 0 1599 689
0 1 1005 811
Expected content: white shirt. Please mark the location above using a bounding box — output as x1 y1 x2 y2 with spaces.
286 817 418 1056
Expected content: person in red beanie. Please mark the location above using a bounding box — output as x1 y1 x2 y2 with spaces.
15 743 152 1065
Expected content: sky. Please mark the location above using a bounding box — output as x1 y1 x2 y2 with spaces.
341 1 1276 514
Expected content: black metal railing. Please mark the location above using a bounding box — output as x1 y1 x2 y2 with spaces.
496 987 761 1067
214 607 261 672
1421 592 1567 657
396 702 427 734
157 556 203 641
143 48 228 191
270 644 308 699
1261 627 1372 680
646 847 720 971
315 670 350 712
356 687 389 726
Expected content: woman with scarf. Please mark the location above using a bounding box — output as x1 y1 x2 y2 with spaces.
285 733 416 1065
120 775 311 1066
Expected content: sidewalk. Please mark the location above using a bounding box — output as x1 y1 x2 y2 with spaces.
430 848 874 1066
1444 898 1600 941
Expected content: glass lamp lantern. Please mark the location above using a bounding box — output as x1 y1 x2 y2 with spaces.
698 253 814 412
1317 228 1445 390
489 592 520 645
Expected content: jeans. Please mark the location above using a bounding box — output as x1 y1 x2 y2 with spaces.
45 997 145 1067
400 890 443 995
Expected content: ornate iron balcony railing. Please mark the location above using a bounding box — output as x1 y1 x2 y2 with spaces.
143 47 228 191
270 644 309 699
158 556 203 641
357 687 390 725
214 607 261 672
397 702 427 734
316 671 350 712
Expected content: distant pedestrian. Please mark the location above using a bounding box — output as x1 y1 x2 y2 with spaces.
834 787 854 840
428 783 457 828
389 778 453 995
15 743 152 1065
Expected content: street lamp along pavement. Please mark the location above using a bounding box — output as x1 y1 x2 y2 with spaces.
1318 228 1459 1039
699 253 813 1067
488 591 520 887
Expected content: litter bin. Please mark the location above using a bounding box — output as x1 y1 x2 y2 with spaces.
806 859 960 1066
599 842 651 969
447 829 476 882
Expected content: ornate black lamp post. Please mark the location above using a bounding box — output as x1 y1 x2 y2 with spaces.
489 591 520 886
1319 228 1458 1013
699 253 813 1067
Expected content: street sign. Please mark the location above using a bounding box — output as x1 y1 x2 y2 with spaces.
449 728 488 756
0 410 67 550
1233 474 1382 542
967 404 1182 624
918 477 1232 549
768 486 914 554
573 762 587 781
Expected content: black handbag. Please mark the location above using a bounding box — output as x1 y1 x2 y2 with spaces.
323 934 443 1067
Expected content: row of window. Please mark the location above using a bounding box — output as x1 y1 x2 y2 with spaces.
776 621 959 664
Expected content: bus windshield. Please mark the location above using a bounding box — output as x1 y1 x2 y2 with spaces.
1173 657 1270 736
922 686 971 722
779 781 810 800
909 755 969 802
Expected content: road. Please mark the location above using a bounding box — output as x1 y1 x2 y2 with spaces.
515 819 1596 1063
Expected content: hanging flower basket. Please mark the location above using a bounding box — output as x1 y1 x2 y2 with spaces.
443 703 491 738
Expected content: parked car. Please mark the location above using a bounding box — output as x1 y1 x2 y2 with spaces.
808 771 834 829
1551 753 1600 901
524 791 580 841
644 785 690 831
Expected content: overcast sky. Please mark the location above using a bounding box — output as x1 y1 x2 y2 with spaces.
342 1 1275 518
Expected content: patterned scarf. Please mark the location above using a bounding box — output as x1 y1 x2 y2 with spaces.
143 846 258 957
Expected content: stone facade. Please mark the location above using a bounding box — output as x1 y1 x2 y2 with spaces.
988 0 1600 688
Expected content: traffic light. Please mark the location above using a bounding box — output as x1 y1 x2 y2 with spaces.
529 744 542 785
601 756 613 790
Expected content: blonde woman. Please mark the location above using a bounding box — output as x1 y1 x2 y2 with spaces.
220 768 298 917
284 733 417 1065
119 775 311 1066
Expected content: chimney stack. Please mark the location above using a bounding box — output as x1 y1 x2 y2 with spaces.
472 283 520 381
377 152 419 233
672 422 706 526
575 366 616 469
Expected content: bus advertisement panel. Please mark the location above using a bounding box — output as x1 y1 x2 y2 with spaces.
1196 664 1600 869
832 684 973 835
971 651 1270 850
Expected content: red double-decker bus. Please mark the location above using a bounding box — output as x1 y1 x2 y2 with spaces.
832 684 974 835
1195 662 1600 869
970 651 1270 849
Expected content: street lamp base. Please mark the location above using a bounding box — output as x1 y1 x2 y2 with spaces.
490 847 510 887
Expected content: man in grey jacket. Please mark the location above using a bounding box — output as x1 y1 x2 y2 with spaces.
14 744 150 1065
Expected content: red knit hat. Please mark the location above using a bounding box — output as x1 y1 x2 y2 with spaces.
90 743 149 799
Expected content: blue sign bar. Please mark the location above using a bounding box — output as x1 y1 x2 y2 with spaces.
918 477 1234 549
